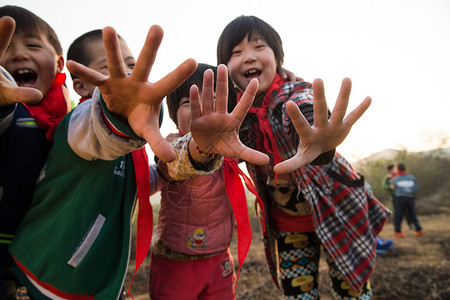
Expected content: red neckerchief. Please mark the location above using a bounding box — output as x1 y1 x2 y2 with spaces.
238 74 285 178
394 171 408 177
23 73 69 141
223 157 262 296
128 148 151 299
78 96 90 104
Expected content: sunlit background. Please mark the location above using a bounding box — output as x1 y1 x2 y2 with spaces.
4 0 450 162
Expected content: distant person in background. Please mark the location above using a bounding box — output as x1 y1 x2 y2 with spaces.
382 164 414 230
391 163 423 238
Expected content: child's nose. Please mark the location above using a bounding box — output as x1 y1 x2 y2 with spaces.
9 44 29 60
243 51 257 63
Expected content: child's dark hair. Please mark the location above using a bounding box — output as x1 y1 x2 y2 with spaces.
396 163 406 172
0 5 62 56
166 63 236 127
67 29 103 80
217 15 284 72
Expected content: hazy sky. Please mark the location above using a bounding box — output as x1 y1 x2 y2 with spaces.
4 0 450 161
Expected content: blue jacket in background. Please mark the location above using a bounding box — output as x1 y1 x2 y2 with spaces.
393 173 418 198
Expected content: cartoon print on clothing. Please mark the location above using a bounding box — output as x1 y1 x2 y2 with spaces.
325 252 372 300
267 178 311 216
222 258 233 277
285 233 309 249
186 228 208 249
292 275 314 293
16 286 30 300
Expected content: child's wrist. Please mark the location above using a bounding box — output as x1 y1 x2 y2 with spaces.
195 144 217 159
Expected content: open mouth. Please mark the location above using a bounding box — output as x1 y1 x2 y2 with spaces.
12 69 38 87
244 69 262 79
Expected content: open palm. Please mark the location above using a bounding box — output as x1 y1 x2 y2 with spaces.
66 25 197 162
189 64 269 166
274 78 371 174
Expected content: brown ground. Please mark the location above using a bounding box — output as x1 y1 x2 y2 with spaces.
125 212 450 300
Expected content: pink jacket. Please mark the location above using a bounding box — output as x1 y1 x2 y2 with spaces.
157 167 234 255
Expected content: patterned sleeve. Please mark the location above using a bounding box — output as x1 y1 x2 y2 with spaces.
284 81 315 133
162 133 223 181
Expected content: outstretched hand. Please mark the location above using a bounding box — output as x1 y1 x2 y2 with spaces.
0 16 42 106
274 78 371 174
66 25 197 162
189 64 269 165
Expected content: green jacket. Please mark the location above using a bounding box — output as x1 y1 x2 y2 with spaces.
10 93 144 300
381 174 395 196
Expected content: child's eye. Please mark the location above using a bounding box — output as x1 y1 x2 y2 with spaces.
231 50 241 56
128 63 136 69
27 43 42 48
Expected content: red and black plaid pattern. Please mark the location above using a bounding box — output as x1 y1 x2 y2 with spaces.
239 77 390 291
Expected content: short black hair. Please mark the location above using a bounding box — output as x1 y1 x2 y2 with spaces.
397 163 406 172
217 15 284 73
0 5 62 55
387 164 394 171
166 63 216 127
67 29 103 80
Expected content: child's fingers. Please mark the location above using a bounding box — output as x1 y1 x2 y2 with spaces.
132 25 164 82
0 16 15 56
0 81 42 105
141 124 176 162
238 146 269 166
330 78 352 124
189 85 201 120
12 86 43 104
312 79 329 127
150 58 197 101
102 27 126 79
274 153 310 174
66 60 108 87
343 96 372 126
232 78 258 122
214 64 229 113
286 101 312 138
201 69 215 114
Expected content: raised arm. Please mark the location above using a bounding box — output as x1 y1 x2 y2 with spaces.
0 16 42 106
189 64 269 166
274 78 371 174
66 25 197 162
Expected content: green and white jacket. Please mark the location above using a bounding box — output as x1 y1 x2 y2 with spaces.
10 89 151 300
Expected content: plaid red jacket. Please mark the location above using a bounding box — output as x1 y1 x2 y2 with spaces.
239 74 391 290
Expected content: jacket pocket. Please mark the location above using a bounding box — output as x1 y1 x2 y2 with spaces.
67 214 106 267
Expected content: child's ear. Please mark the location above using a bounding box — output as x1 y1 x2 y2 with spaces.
73 78 91 98
56 55 64 73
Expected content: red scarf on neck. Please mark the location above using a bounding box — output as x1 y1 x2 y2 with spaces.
223 157 262 295
127 148 152 299
23 73 69 141
238 74 285 183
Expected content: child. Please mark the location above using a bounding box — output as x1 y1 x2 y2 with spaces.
0 6 70 298
65 28 159 300
150 63 259 299
5 24 267 299
213 15 391 299
67 29 136 104
391 163 422 238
